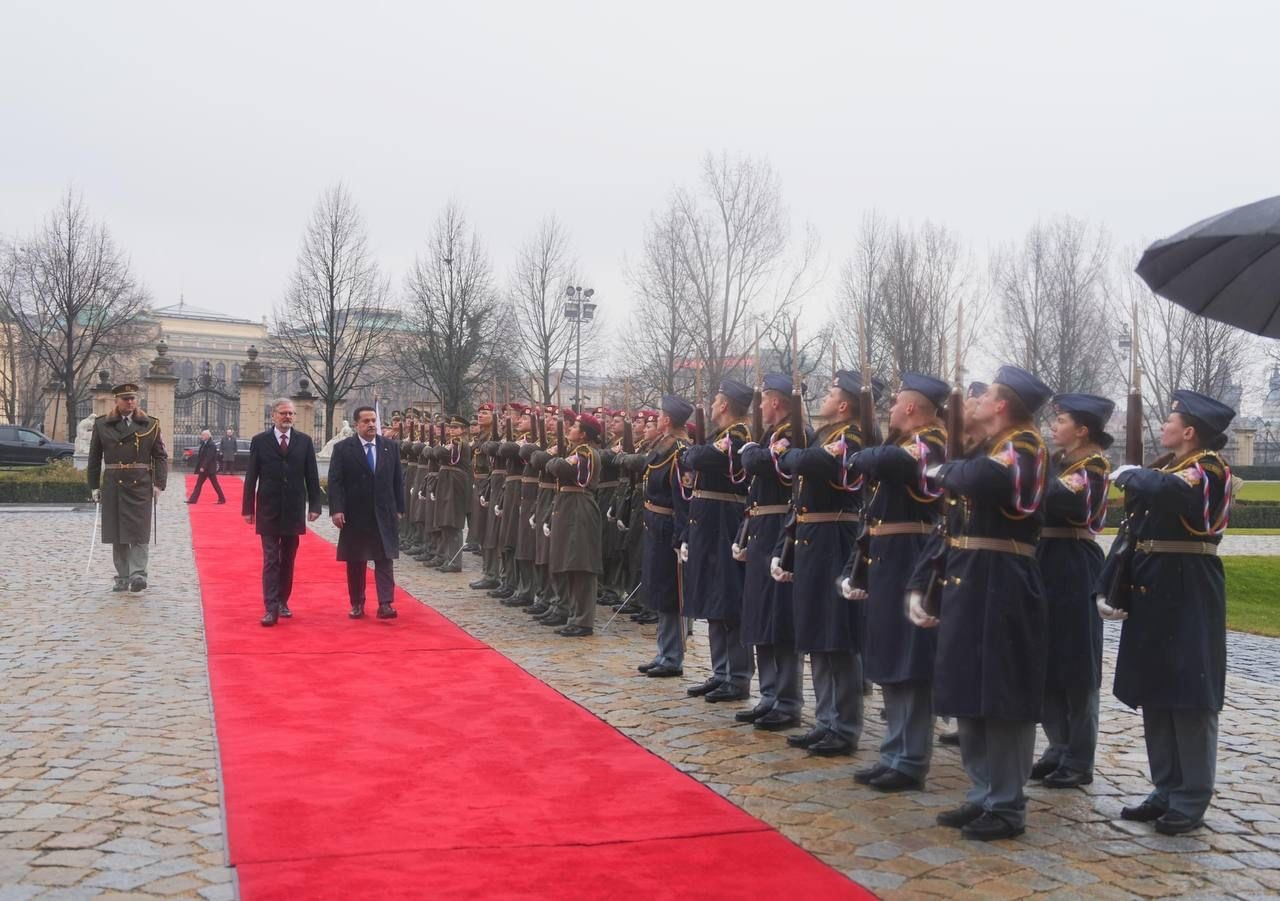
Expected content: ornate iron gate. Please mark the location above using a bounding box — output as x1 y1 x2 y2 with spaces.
174 363 240 448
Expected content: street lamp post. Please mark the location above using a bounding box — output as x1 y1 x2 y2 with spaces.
564 286 597 413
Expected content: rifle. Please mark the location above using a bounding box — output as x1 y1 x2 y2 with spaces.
1107 301 1146 612
537 409 548 451
778 318 807 574
846 311 878 597
921 302 966 618
556 414 566 458
751 326 763 441
504 411 513 443
693 367 707 446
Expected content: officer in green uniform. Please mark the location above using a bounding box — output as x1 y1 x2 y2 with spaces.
545 411 604 637
431 415 472 572
87 383 169 592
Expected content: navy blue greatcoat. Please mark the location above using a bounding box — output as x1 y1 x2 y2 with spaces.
615 432 689 614
679 421 751 621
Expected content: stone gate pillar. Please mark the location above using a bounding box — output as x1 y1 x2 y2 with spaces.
1233 427 1257 467
143 340 178 438
91 370 115 417
291 379 317 437
237 345 269 437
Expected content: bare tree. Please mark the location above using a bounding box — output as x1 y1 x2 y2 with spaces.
0 239 37 425
0 192 152 440
271 184 393 441
992 216 1111 394
399 201 502 416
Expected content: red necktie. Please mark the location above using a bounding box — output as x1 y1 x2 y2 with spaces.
279 432 289 455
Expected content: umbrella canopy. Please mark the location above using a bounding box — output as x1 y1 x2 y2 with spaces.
1136 195 1280 338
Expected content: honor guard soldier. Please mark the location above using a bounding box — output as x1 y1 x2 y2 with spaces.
619 411 659 624
469 404 499 588
680 379 754 703
87 383 168 592
616 397 692 675
1030 394 1113 790
596 409 626 607
500 405 539 607
773 370 874 757
526 406 564 623
842 373 949 792
1099 390 1235 836
913 366 1051 841
544 411 605 637
431 415 472 572
737 373 813 731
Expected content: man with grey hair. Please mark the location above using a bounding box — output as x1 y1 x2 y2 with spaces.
186 429 226 504
243 398 322 626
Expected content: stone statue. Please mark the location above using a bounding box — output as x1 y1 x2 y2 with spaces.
317 419 354 458
75 413 98 455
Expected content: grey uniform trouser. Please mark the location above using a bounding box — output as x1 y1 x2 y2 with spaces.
655 611 685 668
1143 707 1218 822
879 680 934 781
755 644 803 717
707 619 754 692
1041 686 1100 774
514 558 534 599
438 526 463 566
562 571 597 630
500 548 516 588
810 651 864 743
957 717 1037 829
111 543 150 582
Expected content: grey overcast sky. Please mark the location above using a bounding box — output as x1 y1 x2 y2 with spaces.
3 0 1276 335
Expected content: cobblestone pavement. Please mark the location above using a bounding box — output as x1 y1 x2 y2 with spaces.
308 518 1280 901
0 494 233 901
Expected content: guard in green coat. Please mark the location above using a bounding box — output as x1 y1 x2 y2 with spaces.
431 415 472 572
87 383 169 592
545 411 604 637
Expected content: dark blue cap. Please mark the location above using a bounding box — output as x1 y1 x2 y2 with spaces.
993 365 1052 413
1052 393 1115 424
833 370 885 401
900 373 950 409
1171 390 1236 436
762 372 792 394
967 381 988 399
718 378 754 409
661 394 694 426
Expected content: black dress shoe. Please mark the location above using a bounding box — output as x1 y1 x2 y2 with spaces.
278 603 292 618
502 594 534 607
128 577 147 592
735 704 772 723
854 763 889 785
962 811 1024 841
469 577 499 590
1154 811 1203 835
938 730 960 746
704 685 749 703
436 563 462 573
377 604 397 619
1029 757 1059 781
635 611 659 624
787 726 828 749
423 557 444 567
260 609 278 627
349 603 365 619
185 498 197 504
869 769 923 792
216 499 227 504
936 802 984 828
540 614 568 627
808 734 854 757
1041 767 1092 789
1120 801 1167 822
686 678 723 698
112 580 128 592
526 604 550 616
753 712 800 732
556 625 593 637
646 664 684 678
638 661 658 673
462 542 480 552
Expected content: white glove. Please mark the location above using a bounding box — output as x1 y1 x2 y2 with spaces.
153 487 163 500
616 519 629 533
907 590 940 628
479 495 488 508
91 488 101 503
494 506 502 518
679 542 689 563
605 506 616 522
542 522 551 537
529 514 536 529
1109 464 1140 482
418 489 427 499
731 543 746 562
925 464 944 481
1096 595 1128 621
840 577 867 601
770 556 793 583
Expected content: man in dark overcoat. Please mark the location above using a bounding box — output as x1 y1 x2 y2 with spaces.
328 405 405 619
219 428 238 474
242 397 322 626
186 429 226 504
87 383 169 592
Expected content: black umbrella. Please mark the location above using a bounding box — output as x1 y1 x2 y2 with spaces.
1136 194 1280 338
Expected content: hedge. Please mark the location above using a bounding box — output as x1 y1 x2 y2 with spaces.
1105 500 1280 529
1229 466 1280 480
0 461 91 504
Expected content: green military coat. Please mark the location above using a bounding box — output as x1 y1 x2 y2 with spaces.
87 410 169 545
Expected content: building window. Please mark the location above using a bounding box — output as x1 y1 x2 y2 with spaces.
215 362 226 380
179 359 195 380
232 363 241 382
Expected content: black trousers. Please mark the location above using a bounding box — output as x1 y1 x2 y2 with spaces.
346 559 396 606
189 470 225 502
260 534 300 611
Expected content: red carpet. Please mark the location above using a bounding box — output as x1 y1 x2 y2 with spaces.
188 476 871 900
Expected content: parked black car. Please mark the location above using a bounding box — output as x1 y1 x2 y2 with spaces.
0 425 76 466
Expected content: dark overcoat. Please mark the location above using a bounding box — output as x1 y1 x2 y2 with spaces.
532 450 556 568
547 444 603 575
515 443 539 562
498 438 527 550
193 438 219 474
1102 451 1229 712
1037 450 1109 695
241 428 322 536
679 421 750 621
471 443 490 544
775 420 865 653
327 434 405 562
432 440 471 530
481 440 505 550
87 410 169 544
848 426 946 685
932 426 1049 722
615 432 689 614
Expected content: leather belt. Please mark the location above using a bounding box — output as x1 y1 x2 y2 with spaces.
644 500 675 516
869 522 933 537
1136 539 1219 556
1040 526 1097 541
797 511 860 524
749 504 790 517
439 465 466 474
693 490 747 504
559 486 589 494
949 536 1035 557
520 476 540 484
489 469 508 476
104 463 150 470
597 480 620 489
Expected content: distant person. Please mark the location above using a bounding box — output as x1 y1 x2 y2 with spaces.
186 430 226 504
243 399 322 627
220 428 238 473
328 406 405 619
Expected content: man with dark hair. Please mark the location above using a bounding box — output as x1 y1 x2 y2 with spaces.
243 398 322 626
329 405 405 619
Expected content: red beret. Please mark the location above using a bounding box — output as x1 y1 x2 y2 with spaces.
577 413 603 439
478 402 495 412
